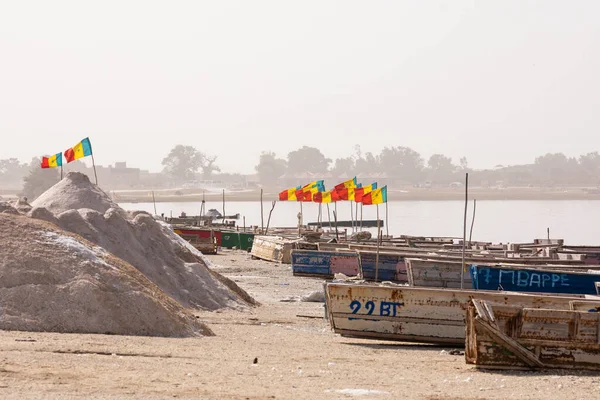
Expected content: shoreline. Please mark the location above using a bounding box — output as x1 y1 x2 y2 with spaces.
113 188 600 203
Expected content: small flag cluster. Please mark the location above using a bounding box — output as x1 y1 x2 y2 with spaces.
278 177 387 205
41 138 93 169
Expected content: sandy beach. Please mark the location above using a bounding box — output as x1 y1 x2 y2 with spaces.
0 249 598 399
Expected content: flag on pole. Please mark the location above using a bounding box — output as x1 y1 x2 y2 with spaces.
361 186 387 205
303 180 325 192
279 186 301 201
332 187 355 201
313 191 333 203
64 137 93 163
295 180 325 202
355 182 378 203
295 189 314 202
334 177 357 190
41 153 63 168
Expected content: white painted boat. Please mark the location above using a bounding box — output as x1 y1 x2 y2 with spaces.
324 281 600 345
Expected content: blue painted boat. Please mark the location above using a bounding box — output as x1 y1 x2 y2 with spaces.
291 250 359 278
359 251 407 282
470 264 600 295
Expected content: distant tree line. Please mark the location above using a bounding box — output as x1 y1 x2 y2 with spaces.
2 145 600 201
255 145 600 187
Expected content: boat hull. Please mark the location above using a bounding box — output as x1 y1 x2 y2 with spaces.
325 282 600 345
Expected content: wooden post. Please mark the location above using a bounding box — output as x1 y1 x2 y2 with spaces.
299 202 303 235
350 201 354 233
460 173 469 289
375 204 381 281
243 216 246 231
333 208 339 242
222 189 226 225
318 203 323 228
360 203 363 230
90 153 98 185
385 200 389 238
265 201 276 234
151 191 157 216
547 227 550 240
260 188 264 234
326 203 332 231
469 199 477 244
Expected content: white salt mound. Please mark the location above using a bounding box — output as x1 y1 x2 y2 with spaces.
31 172 255 310
0 214 212 337
31 172 119 215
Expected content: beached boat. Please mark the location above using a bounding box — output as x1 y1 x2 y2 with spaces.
406 258 600 290
559 246 600 264
250 235 318 263
291 249 359 277
324 281 600 345
307 219 383 228
173 228 218 254
465 299 600 370
469 264 600 295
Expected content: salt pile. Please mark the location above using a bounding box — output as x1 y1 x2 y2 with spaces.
31 172 119 215
0 213 212 337
30 172 255 310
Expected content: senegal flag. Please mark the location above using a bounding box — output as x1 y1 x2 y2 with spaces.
41 152 63 168
64 137 93 163
362 186 387 205
355 182 377 203
279 186 301 201
313 191 333 203
334 177 357 190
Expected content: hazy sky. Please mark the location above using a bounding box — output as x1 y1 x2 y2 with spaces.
1 1 599 174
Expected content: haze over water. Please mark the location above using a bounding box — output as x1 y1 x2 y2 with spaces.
119 200 600 245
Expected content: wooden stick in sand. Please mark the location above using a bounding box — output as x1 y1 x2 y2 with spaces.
265 201 276 234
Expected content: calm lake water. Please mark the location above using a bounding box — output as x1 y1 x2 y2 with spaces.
118 200 600 245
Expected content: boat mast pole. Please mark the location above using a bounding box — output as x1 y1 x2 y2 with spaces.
460 173 469 289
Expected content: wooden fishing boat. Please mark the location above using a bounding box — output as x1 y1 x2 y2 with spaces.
290 246 588 286
466 299 600 370
291 249 359 277
307 219 383 228
558 246 600 264
172 226 223 247
250 235 318 263
470 264 600 295
406 258 600 290
173 228 218 254
324 281 600 345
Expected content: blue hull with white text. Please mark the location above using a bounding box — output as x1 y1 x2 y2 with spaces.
470 265 600 295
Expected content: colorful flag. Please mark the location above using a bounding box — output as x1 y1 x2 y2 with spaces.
355 182 378 203
332 187 355 201
41 153 63 169
302 180 325 192
313 191 333 203
362 186 387 205
334 177 357 190
64 137 93 163
295 189 314 202
279 186 301 201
